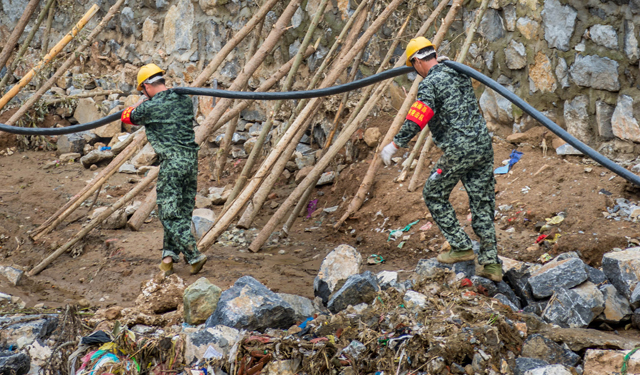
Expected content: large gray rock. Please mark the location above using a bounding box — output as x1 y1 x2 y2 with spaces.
120 7 135 36
183 277 222 326
314 244 362 304
586 265 607 285
542 283 604 328
514 358 550 375
277 293 316 322
517 17 540 40
563 96 592 145
595 100 615 140
1 0 30 23
192 208 216 241
56 133 86 155
0 315 58 348
524 365 573 375
479 87 514 126
0 266 23 286
415 258 475 279
528 258 589 299
503 5 516 31
521 334 580 367
131 143 157 168
0 351 30 375
163 0 194 54
589 24 618 49
569 55 620 92
624 20 639 62
184 325 242 363
541 0 577 52
327 271 379 313
205 276 295 331
505 40 527 70
478 9 505 42
599 284 632 323
602 247 640 300
611 96 640 143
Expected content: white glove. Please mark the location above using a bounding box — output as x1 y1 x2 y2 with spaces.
381 142 398 166
437 55 450 62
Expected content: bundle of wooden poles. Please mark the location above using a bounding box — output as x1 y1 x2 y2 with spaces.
7 0 491 276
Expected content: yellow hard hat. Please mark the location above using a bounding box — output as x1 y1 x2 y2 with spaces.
405 37 434 66
137 63 165 91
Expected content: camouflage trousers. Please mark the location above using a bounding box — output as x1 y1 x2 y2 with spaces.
157 154 204 265
423 144 500 265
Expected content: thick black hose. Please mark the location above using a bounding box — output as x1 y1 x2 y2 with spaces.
0 66 414 136
441 60 640 187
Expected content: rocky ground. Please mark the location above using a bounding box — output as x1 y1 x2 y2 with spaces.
1 108 640 374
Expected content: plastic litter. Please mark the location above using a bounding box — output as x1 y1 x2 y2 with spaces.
494 150 523 174
306 199 318 218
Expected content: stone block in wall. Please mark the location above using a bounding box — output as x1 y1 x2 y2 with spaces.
555 58 570 89
569 55 620 92
563 96 592 145
612 95 640 143
142 18 158 42
164 0 194 54
529 52 557 93
589 24 618 50
478 9 505 42
624 20 639 62
505 40 527 70
541 0 578 52
595 100 615 141
504 5 516 32
518 17 540 40
480 86 514 127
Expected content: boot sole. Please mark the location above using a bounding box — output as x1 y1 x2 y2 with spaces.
479 271 502 282
436 252 477 264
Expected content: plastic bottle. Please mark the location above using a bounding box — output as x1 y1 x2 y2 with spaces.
429 168 443 181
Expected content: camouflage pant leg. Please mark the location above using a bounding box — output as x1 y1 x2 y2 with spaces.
423 155 474 253
157 156 203 264
460 149 500 265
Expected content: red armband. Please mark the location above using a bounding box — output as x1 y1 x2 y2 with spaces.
406 100 434 129
121 106 135 125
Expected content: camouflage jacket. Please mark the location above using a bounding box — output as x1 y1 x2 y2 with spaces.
130 90 199 158
393 63 491 154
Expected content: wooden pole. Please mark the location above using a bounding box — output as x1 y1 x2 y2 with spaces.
127 186 157 231
0 0 41 74
198 0 404 250
194 0 302 147
407 0 489 192
209 0 304 180
5 0 126 126
41 0 56 56
191 0 279 88
31 130 147 240
0 0 57 92
334 0 463 228
279 0 372 139
224 0 329 204
29 168 159 276
0 4 100 110
233 1 373 229
282 12 413 234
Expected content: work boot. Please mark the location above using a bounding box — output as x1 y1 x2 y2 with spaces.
190 255 207 275
437 249 476 264
159 261 174 277
479 263 503 282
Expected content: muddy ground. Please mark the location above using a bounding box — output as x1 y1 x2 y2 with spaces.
1 114 639 310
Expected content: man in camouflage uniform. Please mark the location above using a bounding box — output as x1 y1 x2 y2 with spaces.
121 63 207 276
381 38 502 281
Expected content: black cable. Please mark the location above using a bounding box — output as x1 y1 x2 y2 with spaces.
0 66 414 136
441 60 640 187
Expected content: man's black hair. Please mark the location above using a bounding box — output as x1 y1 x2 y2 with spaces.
415 46 436 62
